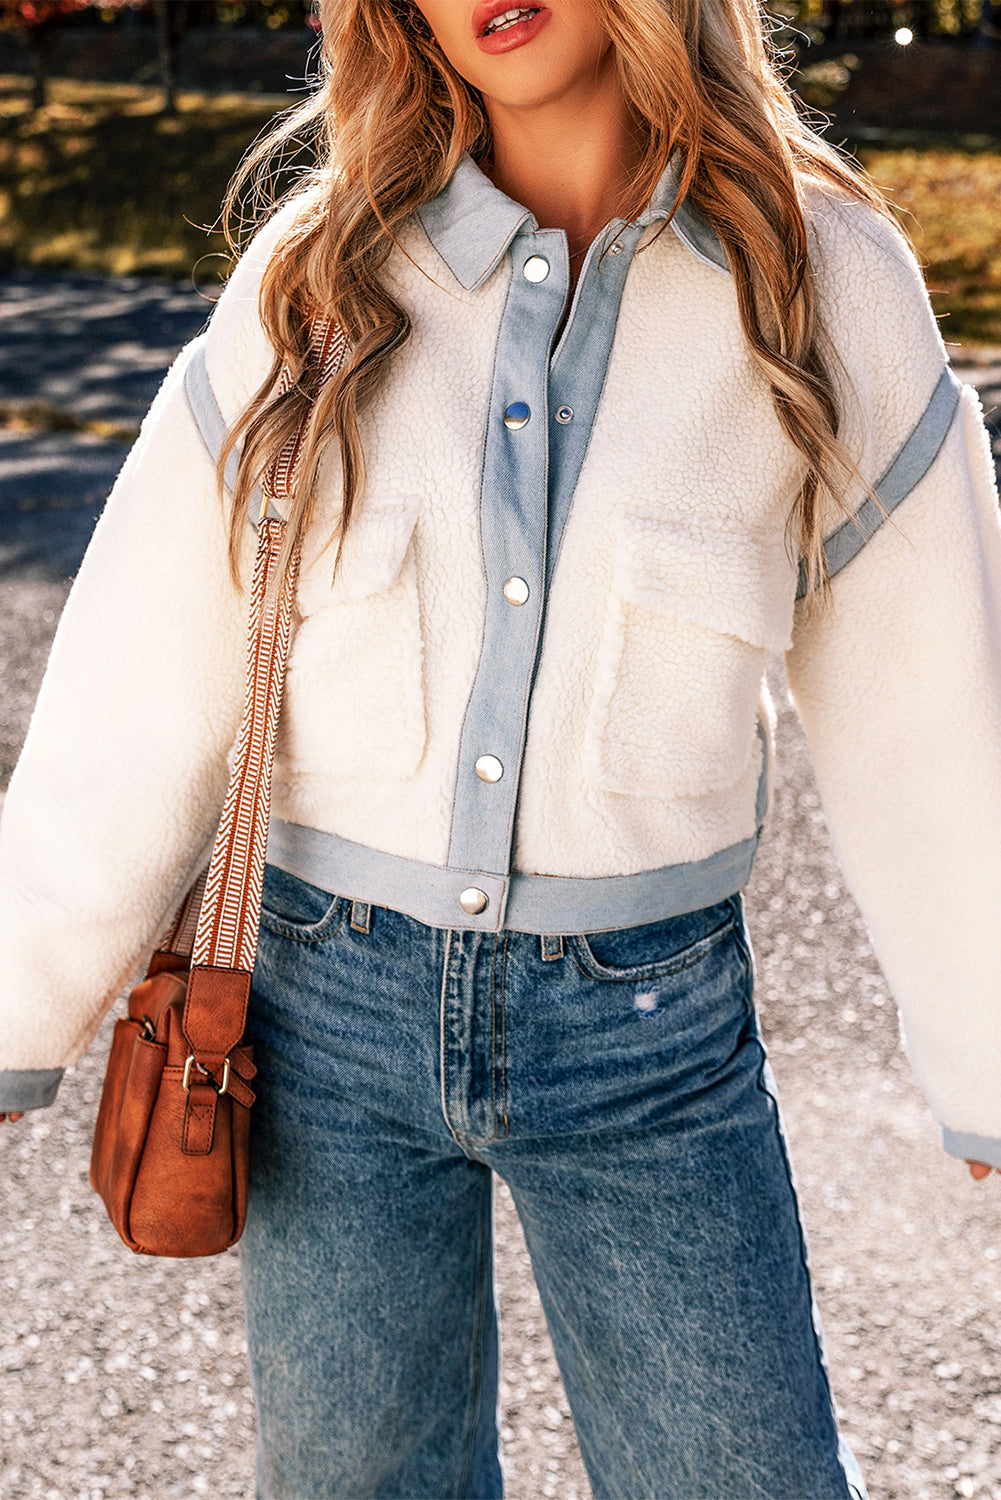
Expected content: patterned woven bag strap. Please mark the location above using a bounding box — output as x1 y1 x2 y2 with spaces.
178 317 349 1070
265 318 350 501
156 867 208 960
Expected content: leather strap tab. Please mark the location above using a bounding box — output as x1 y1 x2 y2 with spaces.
182 966 252 1063
224 1072 256 1110
182 1080 218 1156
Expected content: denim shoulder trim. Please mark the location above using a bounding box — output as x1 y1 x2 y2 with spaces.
796 363 963 601
941 1125 1001 1171
0 1067 63 1112
182 335 272 522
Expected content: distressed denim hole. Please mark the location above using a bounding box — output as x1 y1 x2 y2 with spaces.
634 990 659 1014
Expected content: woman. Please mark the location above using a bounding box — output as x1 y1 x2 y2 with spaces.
2 1 1000 1495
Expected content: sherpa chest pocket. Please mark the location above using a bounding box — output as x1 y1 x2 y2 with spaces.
279 492 427 780
584 509 796 800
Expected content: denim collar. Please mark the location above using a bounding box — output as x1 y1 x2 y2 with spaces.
416 151 728 292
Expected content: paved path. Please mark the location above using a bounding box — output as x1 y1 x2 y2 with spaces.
1 272 1001 1500
0 269 216 425
0 269 215 590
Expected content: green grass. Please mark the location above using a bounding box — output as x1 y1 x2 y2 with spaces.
1 75 999 346
0 76 288 281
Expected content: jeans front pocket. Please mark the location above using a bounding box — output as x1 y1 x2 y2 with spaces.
583 508 796 800
568 896 739 983
258 863 347 943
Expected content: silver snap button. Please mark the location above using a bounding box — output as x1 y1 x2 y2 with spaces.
459 887 489 916
608 240 624 256
477 750 504 786
503 402 531 431
503 576 530 606
523 255 550 283
475 755 504 784
555 406 574 424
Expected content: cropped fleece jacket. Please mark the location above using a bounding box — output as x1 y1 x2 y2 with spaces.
1 154 1000 1167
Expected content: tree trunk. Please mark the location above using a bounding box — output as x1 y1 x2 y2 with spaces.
976 0 1001 47
28 24 53 113
821 0 843 40
155 0 177 116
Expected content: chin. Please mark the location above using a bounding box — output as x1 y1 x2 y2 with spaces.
476 56 598 113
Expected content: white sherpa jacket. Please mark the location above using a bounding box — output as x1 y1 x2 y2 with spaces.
1 155 1000 1164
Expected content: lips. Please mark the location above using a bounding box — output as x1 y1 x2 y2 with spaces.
472 2 544 40
472 2 550 54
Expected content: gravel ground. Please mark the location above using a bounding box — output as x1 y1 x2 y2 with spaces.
0 276 1000 1500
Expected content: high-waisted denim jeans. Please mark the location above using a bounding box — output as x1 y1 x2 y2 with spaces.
240 864 868 1500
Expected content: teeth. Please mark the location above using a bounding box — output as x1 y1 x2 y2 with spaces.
485 8 537 35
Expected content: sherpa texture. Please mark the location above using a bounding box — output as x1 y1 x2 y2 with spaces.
786 383 1001 1143
1 184 1000 1157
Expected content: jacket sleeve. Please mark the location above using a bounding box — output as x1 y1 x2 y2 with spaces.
785 192 1001 1165
0 205 295 1110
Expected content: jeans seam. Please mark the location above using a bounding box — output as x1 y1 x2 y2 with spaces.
491 932 510 1140
439 929 468 1151
490 933 499 1136
752 1040 861 1500
735 906 862 1499
498 932 509 1136
453 1170 493 1497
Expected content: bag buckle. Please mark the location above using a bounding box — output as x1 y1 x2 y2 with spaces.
182 1054 231 1097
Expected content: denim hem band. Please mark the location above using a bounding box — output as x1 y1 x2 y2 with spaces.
0 1067 64 1112
265 818 760 936
941 1126 1001 1170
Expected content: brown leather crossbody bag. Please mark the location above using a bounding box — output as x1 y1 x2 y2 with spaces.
89 320 348 1257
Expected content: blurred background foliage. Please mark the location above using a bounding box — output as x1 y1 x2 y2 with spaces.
0 0 998 343
775 0 997 38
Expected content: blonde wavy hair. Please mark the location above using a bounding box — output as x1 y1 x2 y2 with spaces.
220 0 902 602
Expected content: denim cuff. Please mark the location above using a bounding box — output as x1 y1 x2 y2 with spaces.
0 1068 64 1113
941 1126 1001 1170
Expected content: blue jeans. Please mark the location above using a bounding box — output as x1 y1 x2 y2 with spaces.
240 865 868 1500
